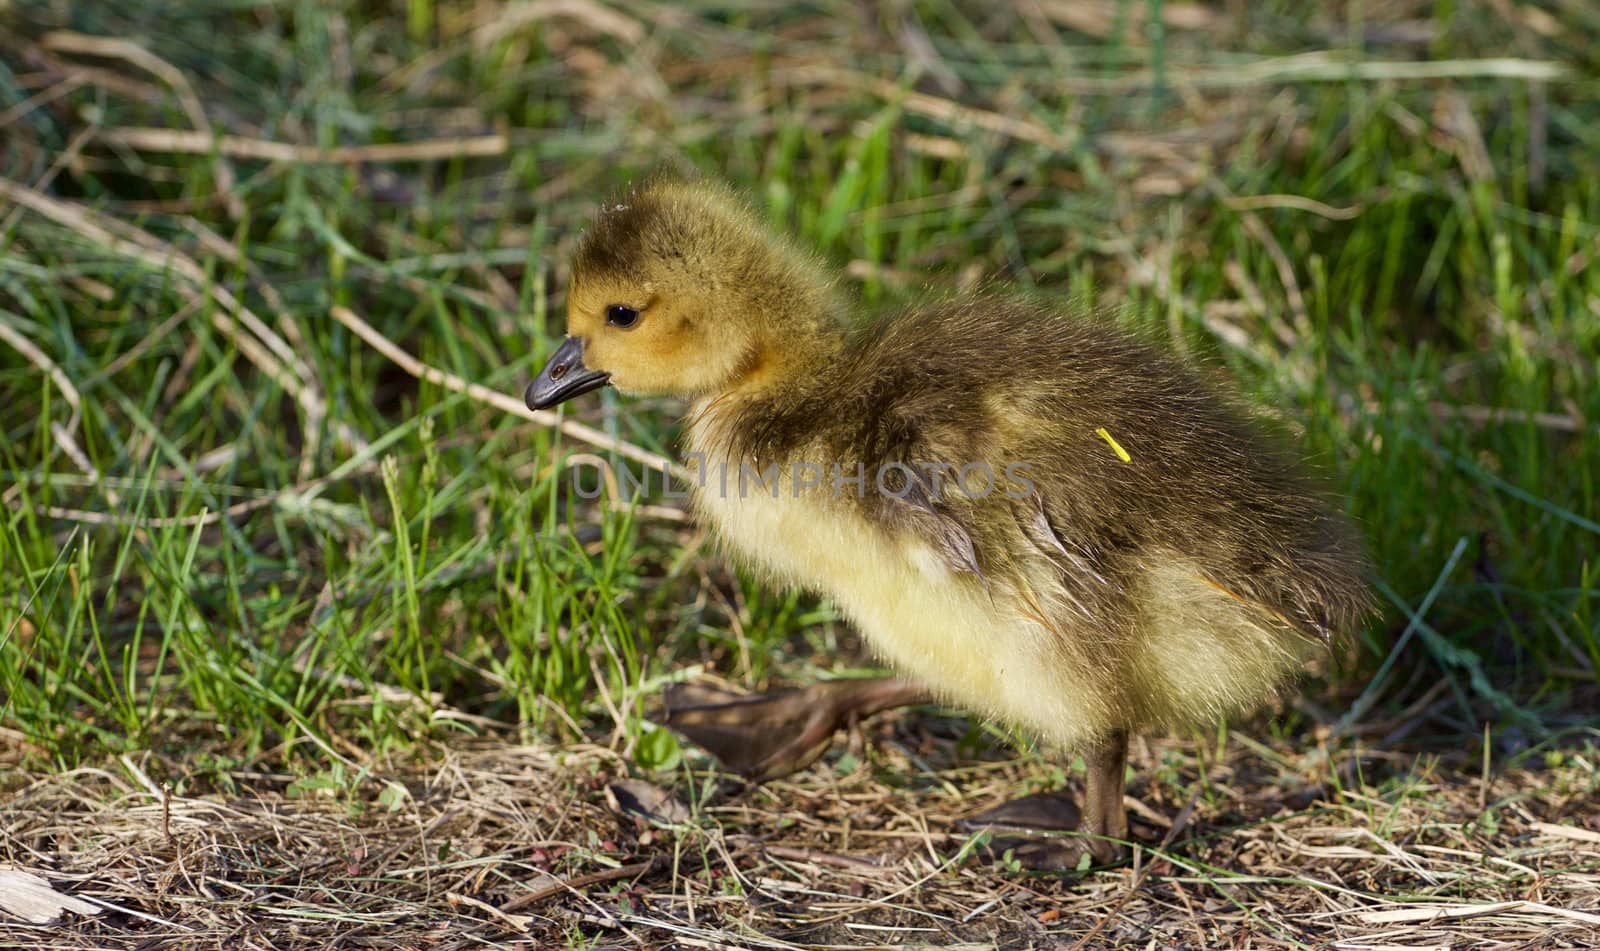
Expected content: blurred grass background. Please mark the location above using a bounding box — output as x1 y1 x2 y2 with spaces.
1 1 1596 782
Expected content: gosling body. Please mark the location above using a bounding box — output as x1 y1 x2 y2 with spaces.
528 178 1371 868
685 299 1366 750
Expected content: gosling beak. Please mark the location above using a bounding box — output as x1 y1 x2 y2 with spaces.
526 336 610 410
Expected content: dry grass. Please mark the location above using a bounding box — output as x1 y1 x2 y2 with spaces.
4 719 1598 949
3 1 1598 947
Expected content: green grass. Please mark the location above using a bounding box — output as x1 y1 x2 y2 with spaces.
1 1 1597 783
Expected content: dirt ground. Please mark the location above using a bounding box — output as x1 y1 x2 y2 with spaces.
3 710 1598 950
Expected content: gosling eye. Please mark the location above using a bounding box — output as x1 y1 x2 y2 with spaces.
606 304 641 329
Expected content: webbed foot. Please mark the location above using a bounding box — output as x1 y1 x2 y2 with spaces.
960 790 1083 832
982 835 1129 871
959 730 1132 872
661 678 932 782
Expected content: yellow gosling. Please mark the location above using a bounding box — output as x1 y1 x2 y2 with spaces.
527 178 1372 869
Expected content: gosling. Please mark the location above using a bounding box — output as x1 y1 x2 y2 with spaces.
527 178 1371 869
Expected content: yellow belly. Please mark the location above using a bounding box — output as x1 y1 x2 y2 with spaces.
687 452 1113 749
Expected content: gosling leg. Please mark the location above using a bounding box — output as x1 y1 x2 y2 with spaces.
967 729 1131 871
1080 727 1131 860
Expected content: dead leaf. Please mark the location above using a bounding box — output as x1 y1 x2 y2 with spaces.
0 869 102 925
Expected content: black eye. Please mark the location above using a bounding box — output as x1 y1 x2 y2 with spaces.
606 304 640 329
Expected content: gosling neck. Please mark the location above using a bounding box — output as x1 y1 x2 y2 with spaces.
687 315 845 469
722 317 842 399
709 246 849 399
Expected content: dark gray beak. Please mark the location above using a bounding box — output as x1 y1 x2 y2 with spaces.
526 336 611 410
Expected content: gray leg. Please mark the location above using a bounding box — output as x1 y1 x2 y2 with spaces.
967 729 1131 871
1080 728 1130 860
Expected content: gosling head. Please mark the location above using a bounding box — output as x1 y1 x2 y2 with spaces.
526 180 841 410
